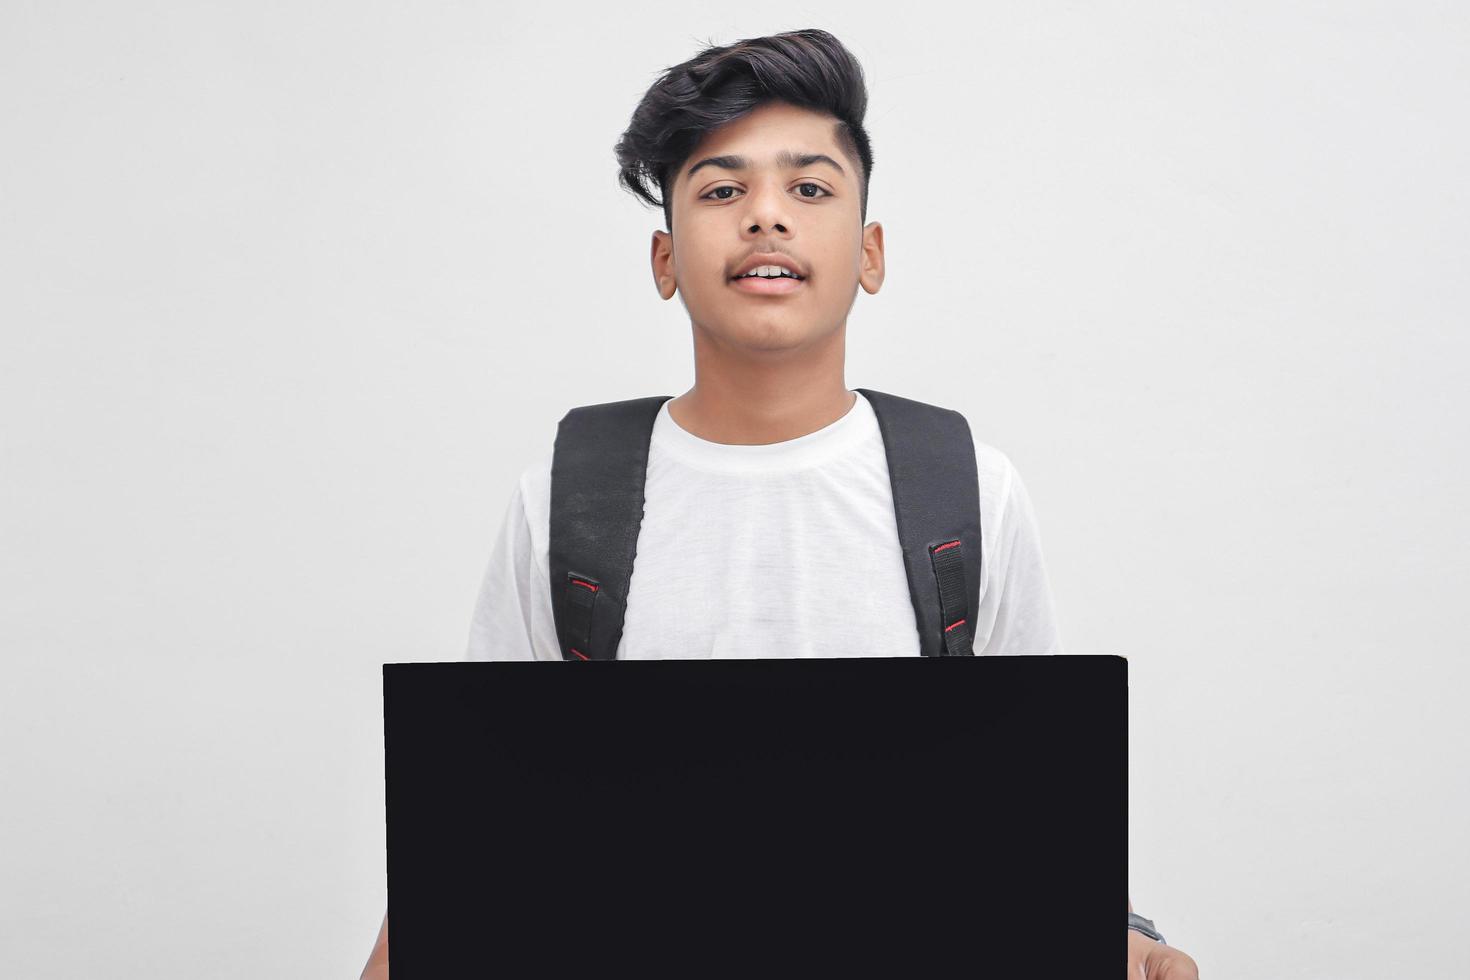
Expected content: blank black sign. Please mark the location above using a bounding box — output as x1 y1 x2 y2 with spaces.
384 655 1126 975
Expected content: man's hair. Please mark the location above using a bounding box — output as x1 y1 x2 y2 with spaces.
614 28 873 232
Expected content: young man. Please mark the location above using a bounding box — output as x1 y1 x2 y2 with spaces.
361 29 1197 979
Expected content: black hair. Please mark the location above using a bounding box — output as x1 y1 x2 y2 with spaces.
614 28 873 231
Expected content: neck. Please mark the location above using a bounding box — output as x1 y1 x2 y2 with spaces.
668 325 855 446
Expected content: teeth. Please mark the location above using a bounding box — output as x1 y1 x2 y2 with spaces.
738 265 800 279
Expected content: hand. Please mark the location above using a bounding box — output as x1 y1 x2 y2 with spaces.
359 912 389 979
1128 927 1199 978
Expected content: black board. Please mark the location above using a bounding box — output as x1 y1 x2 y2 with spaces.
384 655 1127 975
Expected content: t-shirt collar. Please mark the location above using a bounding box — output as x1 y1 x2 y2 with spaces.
652 389 876 474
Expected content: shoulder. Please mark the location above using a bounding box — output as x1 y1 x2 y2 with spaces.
517 448 555 567
862 390 1019 526
970 436 1017 510
519 447 554 507
968 434 1021 541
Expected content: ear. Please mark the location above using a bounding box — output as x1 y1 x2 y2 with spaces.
858 221 885 294
651 230 677 300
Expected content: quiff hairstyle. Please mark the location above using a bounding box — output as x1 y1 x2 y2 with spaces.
614 28 874 232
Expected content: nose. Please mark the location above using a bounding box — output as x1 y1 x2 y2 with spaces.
740 179 793 236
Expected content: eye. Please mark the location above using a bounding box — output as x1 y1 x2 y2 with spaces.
700 183 832 201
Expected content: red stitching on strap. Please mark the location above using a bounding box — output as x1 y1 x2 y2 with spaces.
570 648 589 660
945 619 966 632
933 540 961 553
570 579 598 591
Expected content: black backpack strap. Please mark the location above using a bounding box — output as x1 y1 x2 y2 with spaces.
548 394 673 660
855 388 983 656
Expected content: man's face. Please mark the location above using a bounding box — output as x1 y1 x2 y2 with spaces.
652 100 883 353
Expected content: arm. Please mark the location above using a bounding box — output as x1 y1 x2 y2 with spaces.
364 469 542 978
465 460 560 661
359 911 388 980
976 458 1063 656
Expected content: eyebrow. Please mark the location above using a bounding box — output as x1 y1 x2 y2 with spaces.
685 149 847 182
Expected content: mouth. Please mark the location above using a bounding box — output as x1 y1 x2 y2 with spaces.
729 273 807 295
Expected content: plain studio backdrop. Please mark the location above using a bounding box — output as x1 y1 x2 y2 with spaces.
2 2 1466 977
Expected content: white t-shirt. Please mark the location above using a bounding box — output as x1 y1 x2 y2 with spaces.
465 390 1062 660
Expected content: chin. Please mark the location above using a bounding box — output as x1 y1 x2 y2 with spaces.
730 320 824 353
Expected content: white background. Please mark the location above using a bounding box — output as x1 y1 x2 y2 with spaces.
3 3 1467 976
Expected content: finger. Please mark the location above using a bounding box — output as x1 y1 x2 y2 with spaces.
1154 951 1200 980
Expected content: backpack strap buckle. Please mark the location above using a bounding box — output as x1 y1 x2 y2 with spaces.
564 572 600 660
929 539 975 656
